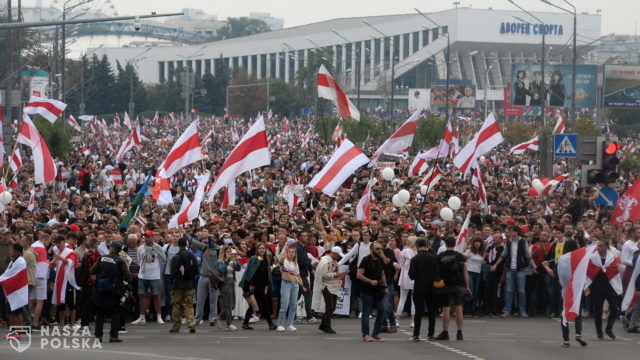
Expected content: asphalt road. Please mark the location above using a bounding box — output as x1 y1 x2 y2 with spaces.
1 316 639 360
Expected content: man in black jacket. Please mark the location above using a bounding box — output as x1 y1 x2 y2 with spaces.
296 230 315 323
408 237 439 341
169 237 199 334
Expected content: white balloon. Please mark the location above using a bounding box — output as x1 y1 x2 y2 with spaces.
381 167 395 181
479 155 486 164
420 185 429 195
532 179 544 193
371 177 378 186
0 191 12 205
397 189 410 204
448 196 462 211
440 207 454 221
392 194 404 207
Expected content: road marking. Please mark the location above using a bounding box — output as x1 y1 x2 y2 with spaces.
486 333 514 336
220 336 248 339
399 329 485 360
325 337 351 340
0 345 215 360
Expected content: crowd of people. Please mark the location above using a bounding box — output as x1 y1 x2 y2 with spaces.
1 108 640 348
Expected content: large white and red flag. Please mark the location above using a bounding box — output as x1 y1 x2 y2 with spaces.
612 178 640 225
220 181 236 211
540 173 569 196
23 96 67 124
553 113 566 134
159 121 202 178
123 111 133 130
0 256 28 311
208 116 270 201
420 165 442 192
453 113 503 177
371 111 419 163
287 189 301 215
509 136 539 155
454 212 471 253
622 257 640 312
356 178 374 221
408 155 429 177
115 126 142 163
27 189 36 212
32 240 50 279
67 115 81 131
472 166 490 213
317 64 360 121
169 173 209 229
308 138 370 196
111 170 122 185
52 244 80 305
438 119 455 156
152 175 173 206
16 115 57 184
9 148 22 173
557 244 597 324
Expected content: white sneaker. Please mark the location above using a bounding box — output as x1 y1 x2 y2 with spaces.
197 320 203 326
287 325 297 332
307 317 317 324
164 315 171 322
276 325 286 332
409 321 414 328
131 317 146 325
226 324 237 331
249 315 260 323
72 324 81 330
358 312 362 319
157 316 165 325
181 318 186 325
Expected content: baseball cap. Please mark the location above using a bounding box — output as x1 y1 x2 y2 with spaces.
330 246 345 258
109 242 124 252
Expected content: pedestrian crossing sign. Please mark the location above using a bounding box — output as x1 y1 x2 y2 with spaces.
554 134 577 157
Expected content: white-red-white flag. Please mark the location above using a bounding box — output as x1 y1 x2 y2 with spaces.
308 138 369 196
208 116 270 201
123 111 133 130
115 126 142 163
111 170 122 185
220 181 236 211
153 111 159 123
9 148 22 173
287 190 300 215
454 212 471 253
27 189 36 212
331 123 343 142
16 115 57 184
23 96 67 124
408 155 429 177
510 136 539 155
81 144 90 156
159 121 202 178
453 113 503 177
371 111 419 163
420 165 442 192
0 256 28 311
541 173 569 196
67 115 81 131
52 244 80 305
317 64 360 121
301 128 312 148
152 174 173 206
231 127 240 142
553 113 566 134
169 173 209 229
472 166 490 213
557 244 597 324
356 178 374 221
623 256 640 312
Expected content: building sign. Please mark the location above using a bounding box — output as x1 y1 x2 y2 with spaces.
430 84 476 108
499 22 564 36
603 65 640 108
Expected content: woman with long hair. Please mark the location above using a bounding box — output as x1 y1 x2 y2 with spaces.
464 237 485 316
549 71 566 107
276 245 304 332
233 240 253 319
396 236 416 326
216 245 241 331
239 242 276 330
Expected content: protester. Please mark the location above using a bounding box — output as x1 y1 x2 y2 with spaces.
408 237 439 341
436 236 469 340
168 237 198 334
357 242 388 342
276 245 303 331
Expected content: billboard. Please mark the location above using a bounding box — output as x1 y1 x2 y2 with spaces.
430 84 476 108
29 76 49 98
408 88 430 111
603 65 640 108
511 64 597 108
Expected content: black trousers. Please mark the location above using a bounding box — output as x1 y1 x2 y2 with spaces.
94 305 120 339
561 315 582 341
321 288 337 330
243 285 273 325
79 286 94 327
413 292 436 338
591 283 619 335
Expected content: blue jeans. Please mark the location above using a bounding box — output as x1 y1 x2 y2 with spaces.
466 271 481 314
361 293 386 336
382 293 397 327
277 280 299 326
504 269 526 313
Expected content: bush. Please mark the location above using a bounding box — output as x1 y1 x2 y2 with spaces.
33 116 72 159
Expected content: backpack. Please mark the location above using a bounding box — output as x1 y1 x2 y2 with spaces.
439 253 460 286
174 252 198 281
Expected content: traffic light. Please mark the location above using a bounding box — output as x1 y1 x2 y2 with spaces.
586 139 620 185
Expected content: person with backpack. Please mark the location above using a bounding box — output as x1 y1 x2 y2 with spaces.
90 241 131 343
435 236 470 341
169 237 199 334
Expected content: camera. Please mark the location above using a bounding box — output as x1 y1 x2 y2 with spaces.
134 17 141 31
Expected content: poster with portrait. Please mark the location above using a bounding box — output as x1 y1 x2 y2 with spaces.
603 65 640 108
510 64 597 108
430 84 476 108
408 88 431 111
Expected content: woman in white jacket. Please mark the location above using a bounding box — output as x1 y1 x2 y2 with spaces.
396 236 416 326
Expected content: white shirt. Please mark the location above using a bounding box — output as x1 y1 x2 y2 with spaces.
137 244 162 280
621 240 638 267
338 241 371 266
465 249 484 273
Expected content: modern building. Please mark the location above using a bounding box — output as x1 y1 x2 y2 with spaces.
91 7 602 110
248 12 284 30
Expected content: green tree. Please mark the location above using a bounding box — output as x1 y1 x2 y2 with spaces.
145 80 183 113
85 55 117 115
114 61 146 114
33 117 72 158
216 17 271 40
269 78 302 117
228 70 266 119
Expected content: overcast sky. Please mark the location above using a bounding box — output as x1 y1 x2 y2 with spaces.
29 0 640 35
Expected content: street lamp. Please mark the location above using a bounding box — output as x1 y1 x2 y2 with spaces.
415 8 451 124
60 0 93 104
332 28 361 109
177 44 207 122
540 0 577 130
363 19 396 118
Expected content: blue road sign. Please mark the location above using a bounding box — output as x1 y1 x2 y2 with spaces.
554 134 577 157
299 108 315 115
595 187 619 208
